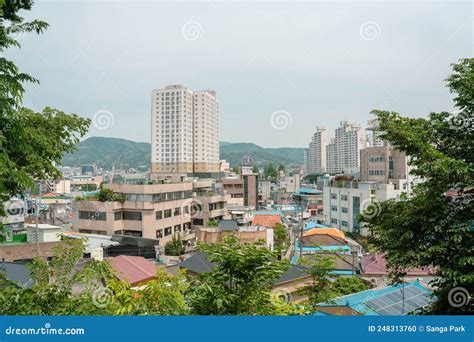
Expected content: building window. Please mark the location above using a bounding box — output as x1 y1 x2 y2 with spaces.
79 211 106 221
341 195 348 201
114 211 122 221
341 220 348 227
331 194 337 200
164 209 172 218
174 207 181 216
164 227 172 236
341 207 348 213
156 229 163 238
174 224 181 233
331 205 338 212
192 218 204 226
122 211 142 221
331 218 338 224
156 211 162 220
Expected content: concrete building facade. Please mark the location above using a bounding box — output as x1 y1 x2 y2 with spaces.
323 181 403 236
151 85 219 175
307 126 329 175
326 121 366 175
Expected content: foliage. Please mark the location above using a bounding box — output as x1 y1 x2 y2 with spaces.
360 58 473 314
164 234 185 256
331 277 368 297
301 254 335 308
96 187 125 203
252 165 259 174
187 235 291 315
207 219 219 228
301 254 369 310
273 223 288 259
110 268 190 315
0 0 90 219
277 164 285 172
264 163 277 180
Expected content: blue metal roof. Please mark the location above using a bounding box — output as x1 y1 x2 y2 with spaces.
295 187 323 195
295 239 350 252
318 281 433 316
303 221 331 231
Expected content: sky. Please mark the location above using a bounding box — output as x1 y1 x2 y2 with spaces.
5 0 473 148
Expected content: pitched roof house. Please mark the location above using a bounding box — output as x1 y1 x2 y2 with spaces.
111 255 157 286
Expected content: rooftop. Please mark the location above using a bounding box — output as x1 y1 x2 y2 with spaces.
317 281 434 315
111 255 157 286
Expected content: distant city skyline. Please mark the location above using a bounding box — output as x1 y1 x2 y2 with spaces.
5 1 471 147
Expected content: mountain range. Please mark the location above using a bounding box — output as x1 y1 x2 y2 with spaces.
62 137 305 170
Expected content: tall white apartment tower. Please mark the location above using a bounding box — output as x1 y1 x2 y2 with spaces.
308 126 329 175
326 121 366 175
151 85 219 174
193 90 220 173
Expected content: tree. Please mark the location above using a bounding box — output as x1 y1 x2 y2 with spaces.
264 163 277 180
252 165 259 174
360 58 473 314
331 277 368 297
207 219 219 228
273 223 288 259
164 234 185 256
0 1 90 218
187 235 291 315
277 164 286 172
301 254 335 309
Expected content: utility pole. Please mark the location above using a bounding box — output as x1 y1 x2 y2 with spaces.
35 183 41 257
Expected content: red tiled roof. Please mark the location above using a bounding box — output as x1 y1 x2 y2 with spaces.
111 255 157 286
361 253 434 276
252 214 282 228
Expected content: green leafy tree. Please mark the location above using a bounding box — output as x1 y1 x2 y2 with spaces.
252 165 259 174
187 235 290 315
277 164 286 172
164 234 185 256
264 163 277 180
360 58 473 314
302 254 335 308
0 1 90 218
207 219 219 228
331 277 368 297
273 223 288 259
96 187 125 203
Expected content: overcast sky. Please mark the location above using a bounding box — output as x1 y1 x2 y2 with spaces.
5 0 472 147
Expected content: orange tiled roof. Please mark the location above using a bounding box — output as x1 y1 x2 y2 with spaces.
252 214 282 228
302 228 346 240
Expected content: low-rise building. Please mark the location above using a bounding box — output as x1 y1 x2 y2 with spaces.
189 180 230 230
323 181 404 236
72 181 195 246
218 173 258 208
196 220 274 250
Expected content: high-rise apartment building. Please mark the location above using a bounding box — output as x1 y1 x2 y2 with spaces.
326 121 366 175
151 85 219 175
307 126 329 175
